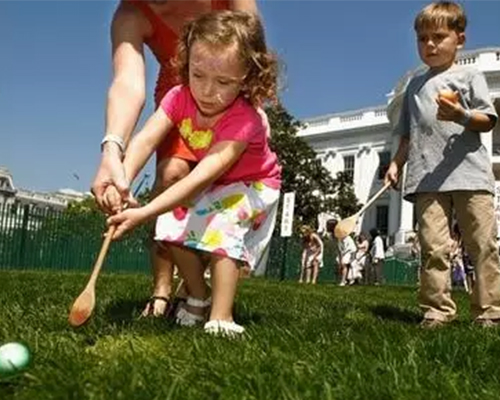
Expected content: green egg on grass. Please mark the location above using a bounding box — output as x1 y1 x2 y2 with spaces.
0 342 31 376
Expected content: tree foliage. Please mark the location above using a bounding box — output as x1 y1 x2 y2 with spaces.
37 188 153 248
266 104 362 230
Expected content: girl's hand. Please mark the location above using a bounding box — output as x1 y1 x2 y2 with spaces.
436 92 464 122
107 207 149 239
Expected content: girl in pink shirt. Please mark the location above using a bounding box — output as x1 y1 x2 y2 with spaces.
106 10 281 335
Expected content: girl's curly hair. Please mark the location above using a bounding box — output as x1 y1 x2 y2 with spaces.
173 10 278 107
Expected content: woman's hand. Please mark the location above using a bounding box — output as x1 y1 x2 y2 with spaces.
102 185 140 215
92 147 130 214
107 207 150 240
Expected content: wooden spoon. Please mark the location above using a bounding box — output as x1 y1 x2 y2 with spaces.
68 225 116 327
334 182 391 239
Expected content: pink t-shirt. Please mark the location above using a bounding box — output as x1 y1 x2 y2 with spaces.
160 85 282 189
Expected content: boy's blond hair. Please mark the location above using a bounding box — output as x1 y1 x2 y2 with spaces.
414 1 467 33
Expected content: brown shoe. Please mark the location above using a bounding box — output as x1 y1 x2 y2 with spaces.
474 318 500 328
420 318 447 329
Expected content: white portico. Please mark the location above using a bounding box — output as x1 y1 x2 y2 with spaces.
299 47 500 243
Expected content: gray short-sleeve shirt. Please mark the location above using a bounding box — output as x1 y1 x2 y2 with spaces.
394 64 498 202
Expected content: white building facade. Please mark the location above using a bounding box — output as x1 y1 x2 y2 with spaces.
0 167 89 230
299 48 500 244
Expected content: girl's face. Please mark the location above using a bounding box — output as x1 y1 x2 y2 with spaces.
189 40 247 117
416 25 465 71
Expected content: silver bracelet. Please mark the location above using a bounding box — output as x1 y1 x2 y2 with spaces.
101 134 126 153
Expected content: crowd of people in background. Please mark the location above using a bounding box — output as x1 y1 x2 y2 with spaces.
299 210 485 294
299 221 387 286
299 216 479 294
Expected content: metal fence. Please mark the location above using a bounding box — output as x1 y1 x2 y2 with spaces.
0 203 149 273
0 203 419 285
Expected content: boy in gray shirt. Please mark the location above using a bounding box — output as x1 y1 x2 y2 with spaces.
385 1 500 328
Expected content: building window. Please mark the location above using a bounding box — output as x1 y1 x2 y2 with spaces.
343 155 355 182
376 205 389 236
377 151 391 180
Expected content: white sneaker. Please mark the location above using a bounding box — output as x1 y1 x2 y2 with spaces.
204 320 245 336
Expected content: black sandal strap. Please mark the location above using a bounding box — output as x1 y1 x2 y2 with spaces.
149 296 170 304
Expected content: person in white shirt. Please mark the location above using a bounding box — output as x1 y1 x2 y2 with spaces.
327 220 357 286
369 228 385 285
349 232 369 285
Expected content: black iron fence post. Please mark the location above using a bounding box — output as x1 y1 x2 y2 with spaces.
280 236 288 281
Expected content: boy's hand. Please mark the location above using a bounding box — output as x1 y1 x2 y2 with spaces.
436 92 464 123
384 161 399 188
107 207 149 240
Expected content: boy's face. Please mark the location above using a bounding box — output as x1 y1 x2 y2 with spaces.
416 25 465 70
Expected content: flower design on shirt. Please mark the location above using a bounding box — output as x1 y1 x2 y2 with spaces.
252 181 266 192
195 194 245 217
178 118 213 150
201 229 223 247
251 210 266 230
220 193 246 210
172 206 189 221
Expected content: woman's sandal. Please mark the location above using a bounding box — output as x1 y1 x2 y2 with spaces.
204 320 245 336
175 296 211 327
141 296 180 318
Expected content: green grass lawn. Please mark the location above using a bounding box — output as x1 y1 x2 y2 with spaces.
1 270 500 400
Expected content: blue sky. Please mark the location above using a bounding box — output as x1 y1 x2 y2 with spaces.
2 0 500 193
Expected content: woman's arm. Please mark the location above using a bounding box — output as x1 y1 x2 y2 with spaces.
92 2 148 210
312 233 323 256
107 2 148 146
123 109 175 183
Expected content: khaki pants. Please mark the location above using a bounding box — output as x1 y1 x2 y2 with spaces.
416 191 500 321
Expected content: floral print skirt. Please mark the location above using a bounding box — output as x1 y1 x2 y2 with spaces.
155 181 280 269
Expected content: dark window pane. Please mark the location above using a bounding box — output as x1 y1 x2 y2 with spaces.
343 155 355 183
376 205 389 236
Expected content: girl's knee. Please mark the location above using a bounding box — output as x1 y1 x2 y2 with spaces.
155 158 192 189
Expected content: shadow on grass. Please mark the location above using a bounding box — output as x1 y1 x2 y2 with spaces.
232 300 264 327
0 375 23 397
233 310 263 326
102 297 264 331
104 298 147 325
369 304 421 324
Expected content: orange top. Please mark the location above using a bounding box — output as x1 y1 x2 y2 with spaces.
128 0 231 107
